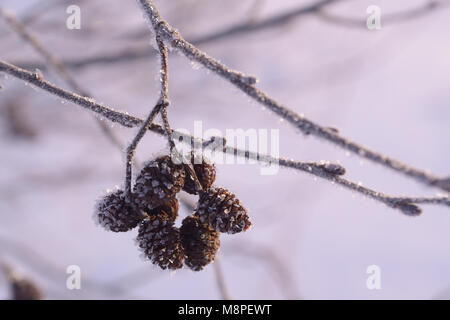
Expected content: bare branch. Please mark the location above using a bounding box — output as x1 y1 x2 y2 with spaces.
124 29 171 203
12 0 340 71
0 60 142 127
1 60 448 214
124 102 164 198
136 0 449 192
12 1 450 72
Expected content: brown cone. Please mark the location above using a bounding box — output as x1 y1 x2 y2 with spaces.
146 197 179 222
94 189 141 232
133 156 186 210
136 213 184 270
194 187 251 234
180 215 220 271
183 155 216 195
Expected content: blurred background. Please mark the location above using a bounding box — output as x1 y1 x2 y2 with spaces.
0 0 449 299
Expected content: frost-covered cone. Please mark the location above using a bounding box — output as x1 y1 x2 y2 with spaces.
146 197 179 222
133 156 186 210
194 187 251 234
11 278 42 300
183 155 216 195
136 213 184 270
94 189 141 232
180 216 220 271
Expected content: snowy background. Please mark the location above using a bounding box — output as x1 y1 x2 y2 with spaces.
0 0 449 299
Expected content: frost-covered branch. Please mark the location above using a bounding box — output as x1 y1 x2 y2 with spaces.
124 35 169 199
124 102 165 198
11 0 339 71
136 0 449 193
13 0 450 72
0 60 142 127
134 0 341 45
1 60 448 215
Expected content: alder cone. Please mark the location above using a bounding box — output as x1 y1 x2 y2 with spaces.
180 216 220 271
146 197 179 222
183 156 216 195
136 213 184 270
94 189 141 232
133 156 186 210
194 187 251 234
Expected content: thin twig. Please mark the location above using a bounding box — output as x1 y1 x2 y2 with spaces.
136 0 449 193
152 29 204 194
154 36 175 149
213 255 232 300
1 60 448 214
0 60 142 127
129 0 341 43
124 35 170 200
124 102 165 198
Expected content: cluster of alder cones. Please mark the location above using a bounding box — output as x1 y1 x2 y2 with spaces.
94 154 251 271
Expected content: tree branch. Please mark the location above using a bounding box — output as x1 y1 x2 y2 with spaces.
11 0 342 71
1 60 448 215
14 0 450 72
136 0 449 193
124 35 169 200
0 60 142 127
